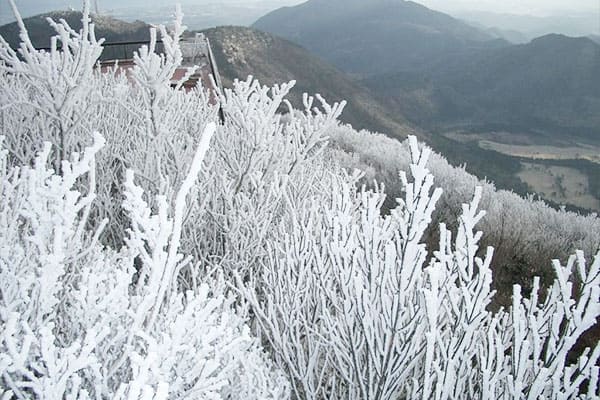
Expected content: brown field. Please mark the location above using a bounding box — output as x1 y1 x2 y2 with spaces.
443 131 600 210
479 141 600 164
518 162 600 210
444 131 542 145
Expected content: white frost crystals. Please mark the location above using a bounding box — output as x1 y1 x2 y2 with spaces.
1 1 600 399
0 124 287 399
242 136 600 399
0 5 288 397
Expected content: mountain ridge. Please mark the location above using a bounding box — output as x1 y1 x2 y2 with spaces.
254 0 600 140
365 33 600 138
0 11 150 50
253 0 503 77
202 25 414 138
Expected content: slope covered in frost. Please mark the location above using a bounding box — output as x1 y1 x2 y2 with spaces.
0 3 599 399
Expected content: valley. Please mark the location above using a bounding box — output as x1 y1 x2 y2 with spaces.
479 141 600 164
255 0 600 212
518 162 599 210
441 130 600 210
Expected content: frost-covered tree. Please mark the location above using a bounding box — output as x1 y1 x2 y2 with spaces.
0 125 288 398
0 0 103 171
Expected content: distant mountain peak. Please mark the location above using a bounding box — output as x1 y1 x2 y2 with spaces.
253 0 496 76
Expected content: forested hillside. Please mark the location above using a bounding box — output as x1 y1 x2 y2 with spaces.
364 34 600 139
1 4 600 399
255 0 600 139
203 26 412 137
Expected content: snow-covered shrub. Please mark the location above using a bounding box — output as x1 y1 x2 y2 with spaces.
195 79 345 275
0 123 288 398
0 133 109 398
0 0 103 170
328 124 600 301
242 136 600 399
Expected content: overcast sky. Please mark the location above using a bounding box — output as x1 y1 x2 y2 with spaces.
1 0 597 23
418 0 598 16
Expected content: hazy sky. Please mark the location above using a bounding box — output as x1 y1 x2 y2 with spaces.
1 0 597 24
418 0 598 16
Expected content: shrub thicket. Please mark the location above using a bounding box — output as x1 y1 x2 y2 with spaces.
1 3 599 399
